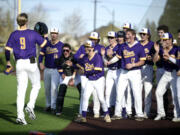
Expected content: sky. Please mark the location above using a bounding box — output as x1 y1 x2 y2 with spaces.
0 0 167 34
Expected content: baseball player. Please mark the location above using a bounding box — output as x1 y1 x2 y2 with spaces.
56 43 81 116
74 32 104 118
4 13 47 125
39 27 64 114
76 40 111 123
139 28 154 118
154 33 180 121
108 29 146 121
154 25 170 115
103 31 120 116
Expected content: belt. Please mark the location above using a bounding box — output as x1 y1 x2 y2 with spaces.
109 67 118 70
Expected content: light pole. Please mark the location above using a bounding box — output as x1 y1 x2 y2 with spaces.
101 6 115 31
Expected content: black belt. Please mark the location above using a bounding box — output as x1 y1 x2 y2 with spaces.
109 67 118 70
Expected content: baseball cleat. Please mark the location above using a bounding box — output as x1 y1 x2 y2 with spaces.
56 112 62 116
104 114 111 123
154 115 165 121
16 118 27 125
143 114 149 119
135 117 144 121
74 116 87 123
25 106 36 120
172 117 180 122
111 115 122 120
94 113 100 118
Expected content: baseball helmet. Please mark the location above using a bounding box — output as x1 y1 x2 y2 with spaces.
34 22 48 36
117 31 126 38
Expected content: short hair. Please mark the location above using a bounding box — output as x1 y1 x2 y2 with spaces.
126 29 136 36
63 43 71 50
17 13 28 27
157 25 169 32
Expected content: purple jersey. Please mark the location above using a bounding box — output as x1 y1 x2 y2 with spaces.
39 40 63 68
5 29 46 60
176 47 180 69
81 53 104 80
159 46 178 72
117 41 146 70
140 41 154 65
105 44 121 69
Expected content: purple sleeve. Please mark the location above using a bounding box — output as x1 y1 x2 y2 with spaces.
74 45 84 61
6 33 14 48
34 32 46 47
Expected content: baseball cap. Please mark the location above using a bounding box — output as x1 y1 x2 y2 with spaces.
139 28 151 35
89 32 100 40
162 32 173 40
107 31 117 38
84 40 94 48
50 27 59 33
123 23 131 29
117 31 126 38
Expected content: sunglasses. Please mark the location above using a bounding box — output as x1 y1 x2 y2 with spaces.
140 33 147 36
63 49 70 52
108 37 115 39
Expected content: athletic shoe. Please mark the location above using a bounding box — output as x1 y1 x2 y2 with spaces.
154 115 165 121
74 116 87 123
51 109 56 115
172 117 180 122
104 114 111 123
94 113 100 118
25 106 36 120
111 115 122 120
16 118 27 125
143 114 149 119
44 106 51 112
56 112 62 116
135 117 144 121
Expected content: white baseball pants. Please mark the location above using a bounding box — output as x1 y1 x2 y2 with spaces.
82 77 108 113
16 59 41 119
156 70 180 117
115 69 144 117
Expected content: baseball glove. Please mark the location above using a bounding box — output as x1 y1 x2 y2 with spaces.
4 65 13 75
34 22 48 36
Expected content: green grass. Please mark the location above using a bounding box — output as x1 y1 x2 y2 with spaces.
0 73 80 135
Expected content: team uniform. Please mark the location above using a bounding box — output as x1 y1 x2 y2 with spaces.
39 39 63 111
155 45 180 120
105 44 120 109
74 43 105 116
5 29 46 124
140 41 154 117
115 41 146 119
79 52 111 122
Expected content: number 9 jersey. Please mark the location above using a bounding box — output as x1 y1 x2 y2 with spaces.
5 29 46 60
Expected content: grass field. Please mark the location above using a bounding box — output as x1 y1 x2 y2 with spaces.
0 73 80 135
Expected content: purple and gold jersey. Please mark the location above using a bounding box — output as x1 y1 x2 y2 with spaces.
159 46 178 72
74 43 105 61
39 40 63 68
81 53 104 80
140 41 154 65
5 29 46 60
117 41 146 70
105 44 121 69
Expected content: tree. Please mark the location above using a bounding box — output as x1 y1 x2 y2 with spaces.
28 3 48 29
61 9 86 38
145 19 158 42
158 0 180 36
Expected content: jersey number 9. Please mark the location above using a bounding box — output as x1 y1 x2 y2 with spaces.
20 37 26 49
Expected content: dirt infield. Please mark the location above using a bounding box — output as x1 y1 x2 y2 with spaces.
60 89 180 135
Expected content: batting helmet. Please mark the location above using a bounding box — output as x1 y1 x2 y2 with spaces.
34 22 48 36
